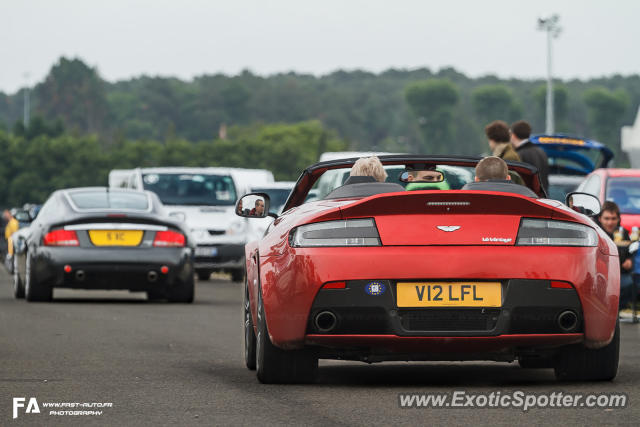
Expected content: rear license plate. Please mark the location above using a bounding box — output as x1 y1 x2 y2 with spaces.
195 247 218 257
89 230 143 247
396 282 501 307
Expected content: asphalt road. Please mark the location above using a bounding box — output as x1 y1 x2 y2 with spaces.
1 270 639 426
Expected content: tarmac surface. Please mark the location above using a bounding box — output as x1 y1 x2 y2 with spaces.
1 271 639 425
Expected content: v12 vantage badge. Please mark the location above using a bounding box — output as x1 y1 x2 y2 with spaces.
482 237 513 243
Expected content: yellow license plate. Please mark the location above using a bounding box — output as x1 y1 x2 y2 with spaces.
88 230 143 246
396 282 502 307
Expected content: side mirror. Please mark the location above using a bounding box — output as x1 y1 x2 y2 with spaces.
566 192 601 217
236 193 274 218
168 211 186 222
399 170 444 183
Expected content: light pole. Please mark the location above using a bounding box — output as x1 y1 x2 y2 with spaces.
538 14 561 134
23 72 30 127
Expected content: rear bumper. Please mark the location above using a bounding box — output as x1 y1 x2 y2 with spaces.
305 333 584 358
307 279 584 337
32 247 193 291
257 245 619 350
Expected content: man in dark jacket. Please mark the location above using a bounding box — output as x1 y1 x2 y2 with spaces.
510 120 549 192
596 201 634 309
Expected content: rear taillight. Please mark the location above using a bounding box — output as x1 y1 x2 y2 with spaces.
43 229 79 246
153 230 185 247
551 281 574 289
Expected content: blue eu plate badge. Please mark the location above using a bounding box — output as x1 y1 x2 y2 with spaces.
365 281 386 296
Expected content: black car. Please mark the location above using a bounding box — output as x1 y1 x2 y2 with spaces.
12 187 195 302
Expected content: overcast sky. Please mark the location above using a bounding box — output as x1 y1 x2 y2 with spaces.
1 0 638 93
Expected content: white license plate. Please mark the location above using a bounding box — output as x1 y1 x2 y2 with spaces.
195 247 218 257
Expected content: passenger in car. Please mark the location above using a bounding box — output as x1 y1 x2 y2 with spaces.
462 156 538 198
343 156 387 185
324 156 404 199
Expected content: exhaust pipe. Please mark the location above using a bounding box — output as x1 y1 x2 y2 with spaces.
557 310 578 332
147 271 158 283
75 270 85 282
314 311 338 333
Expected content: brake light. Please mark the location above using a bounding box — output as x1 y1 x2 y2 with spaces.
551 280 573 289
153 230 185 247
322 281 347 289
44 229 79 246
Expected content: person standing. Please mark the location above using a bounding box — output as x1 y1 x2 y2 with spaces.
484 121 524 185
596 201 634 309
485 120 521 162
510 120 549 192
3 209 19 258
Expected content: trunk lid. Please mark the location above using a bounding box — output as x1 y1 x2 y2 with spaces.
337 191 574 246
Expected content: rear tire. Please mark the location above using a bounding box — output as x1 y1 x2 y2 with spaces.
197 271 211 281
231 269 244 283
146 290 165 301
244 277 257 370
256 285 317 383
554 320 619 381
24 252 52 302
167 275 195 303
13 255 25 299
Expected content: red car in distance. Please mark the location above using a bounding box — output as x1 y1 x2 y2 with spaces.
238 155 620 384
577 168 640 231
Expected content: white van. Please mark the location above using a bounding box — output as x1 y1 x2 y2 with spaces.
113 167 274 281
108 169 134 189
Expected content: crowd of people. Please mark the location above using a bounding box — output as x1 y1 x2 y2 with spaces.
484 119 549 191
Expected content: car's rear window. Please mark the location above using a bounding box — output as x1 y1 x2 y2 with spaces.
68 191 150 211
606 177 640 215
307 165 476 201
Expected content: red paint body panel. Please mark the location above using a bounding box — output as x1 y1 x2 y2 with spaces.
305 334 584 353
376 215 521 246
245 189 620 355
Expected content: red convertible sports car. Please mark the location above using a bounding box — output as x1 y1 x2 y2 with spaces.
237 155 620 383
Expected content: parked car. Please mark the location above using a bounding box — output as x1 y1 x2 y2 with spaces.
113 167 273 281
576 168 640 231
238 155 619 384
12 187 194 302
530 134 614 202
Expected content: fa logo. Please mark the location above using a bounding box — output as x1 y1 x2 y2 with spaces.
13 397 40 419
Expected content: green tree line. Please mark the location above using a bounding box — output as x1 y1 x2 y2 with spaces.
0 120 345 207
0 57 638 159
